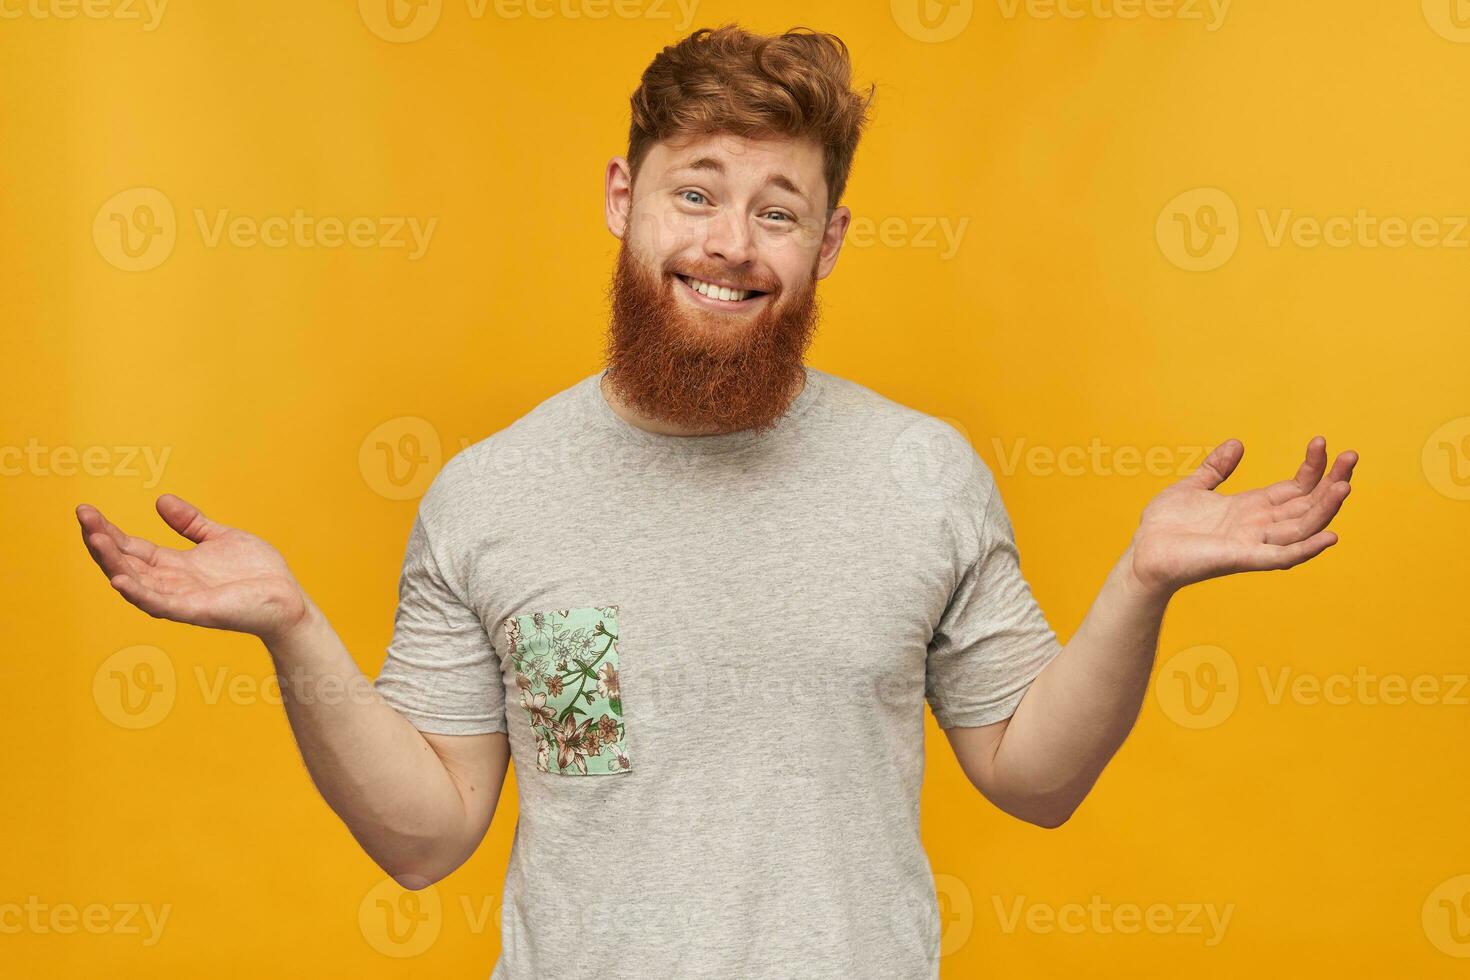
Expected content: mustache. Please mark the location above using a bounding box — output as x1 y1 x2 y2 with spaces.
667 265 781 294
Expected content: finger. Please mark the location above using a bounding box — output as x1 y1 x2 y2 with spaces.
1263 477 1310 505
76 504 161 564
77 507 110 568
1265 481 1350 545
77 504 123 566
1271 494 1315 521
1180 438 1244 491
1238 530 1339 572
1266 442 1361 506
1268 447 1362 513
1324 448 1359 487
155 493 225 544
1289 436 1328 494
1263 436 1326 504
87 531 152 585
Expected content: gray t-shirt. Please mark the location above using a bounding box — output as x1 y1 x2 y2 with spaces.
371 363 1063 979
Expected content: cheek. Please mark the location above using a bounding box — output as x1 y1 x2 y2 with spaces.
757 225 824 273
627 205 701 262
761 248 818 293
761 218 827 258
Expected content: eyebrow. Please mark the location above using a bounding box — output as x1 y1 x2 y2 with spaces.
670 156 807 199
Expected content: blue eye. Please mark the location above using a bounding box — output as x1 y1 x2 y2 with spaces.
763 211 790 222
681 190 707 205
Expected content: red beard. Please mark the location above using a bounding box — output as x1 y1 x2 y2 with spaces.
602 238 821 434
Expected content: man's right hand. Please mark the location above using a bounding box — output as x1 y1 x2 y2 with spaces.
76 493 310 644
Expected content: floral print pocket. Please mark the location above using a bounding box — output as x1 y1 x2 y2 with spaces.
503 605 631 775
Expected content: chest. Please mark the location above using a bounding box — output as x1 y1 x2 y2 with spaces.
464 454 957 775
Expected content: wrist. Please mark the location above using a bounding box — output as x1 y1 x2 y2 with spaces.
1117 544 1176 610
260 588 322 653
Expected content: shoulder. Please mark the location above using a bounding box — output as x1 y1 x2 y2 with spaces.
810 367 927 429
416 371 594 524
813 367 997 508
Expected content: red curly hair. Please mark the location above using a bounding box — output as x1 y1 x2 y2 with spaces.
627 24 876 212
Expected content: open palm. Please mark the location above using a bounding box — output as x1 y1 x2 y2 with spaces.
1129 436 1358 596
76 493 308 641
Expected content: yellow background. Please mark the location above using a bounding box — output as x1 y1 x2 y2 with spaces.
4 0 1468 975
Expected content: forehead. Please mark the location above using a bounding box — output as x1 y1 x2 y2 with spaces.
640 132 826 203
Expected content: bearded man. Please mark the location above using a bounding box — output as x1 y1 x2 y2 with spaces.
77 23 1357 979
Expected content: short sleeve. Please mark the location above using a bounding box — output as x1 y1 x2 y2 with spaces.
372 509 508 736
925 460 1063 730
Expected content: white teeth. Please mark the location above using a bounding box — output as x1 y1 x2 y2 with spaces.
683 275 752 302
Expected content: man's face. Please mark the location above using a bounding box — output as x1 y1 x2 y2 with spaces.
603 132 850 434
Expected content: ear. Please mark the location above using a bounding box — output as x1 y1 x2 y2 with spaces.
814 204 851 280
606 156 633 240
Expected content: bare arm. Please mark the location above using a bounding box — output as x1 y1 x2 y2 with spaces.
76 494 508 886
263 596 509 885
942 549 1167 828
943 436 1358 827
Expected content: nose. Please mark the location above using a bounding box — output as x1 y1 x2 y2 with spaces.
702 209 755 267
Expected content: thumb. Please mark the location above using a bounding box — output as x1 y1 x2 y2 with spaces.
155 493 226 544
1179 438 1244 491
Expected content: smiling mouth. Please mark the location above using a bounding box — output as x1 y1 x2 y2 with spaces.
673 273 771 306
